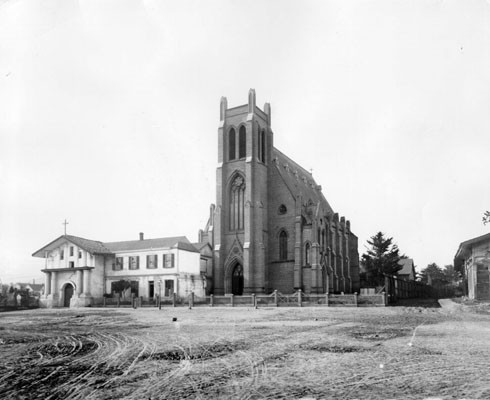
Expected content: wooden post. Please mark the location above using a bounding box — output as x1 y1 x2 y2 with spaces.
158 295 162 310
172 292 176 307
382 291 386 306
274 290 278 307
230 294 234 307
353 292 358 307
117 295 120 308
189 291 194 309
103 297 106 307
252 293 256 308
325 292 329 307
210 294 214 307
298 289 302 307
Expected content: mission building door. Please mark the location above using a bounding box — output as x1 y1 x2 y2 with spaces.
64 284 74 307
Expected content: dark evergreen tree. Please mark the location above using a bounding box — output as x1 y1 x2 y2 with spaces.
419 263 448 287
361 232 403 286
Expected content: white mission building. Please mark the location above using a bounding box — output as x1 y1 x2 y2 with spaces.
32 233 207 308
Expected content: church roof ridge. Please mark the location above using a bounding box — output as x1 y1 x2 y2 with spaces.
272 147 334 213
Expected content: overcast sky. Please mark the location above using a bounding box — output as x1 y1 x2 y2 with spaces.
1 0 489 284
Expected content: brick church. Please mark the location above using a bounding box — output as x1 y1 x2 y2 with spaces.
199 90 360 296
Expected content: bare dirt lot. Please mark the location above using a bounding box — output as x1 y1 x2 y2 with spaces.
1 300 490 399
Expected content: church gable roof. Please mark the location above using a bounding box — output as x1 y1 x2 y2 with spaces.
32 235 112 257
271 147 334 214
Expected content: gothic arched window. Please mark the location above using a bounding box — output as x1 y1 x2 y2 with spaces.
229 128 236 161
279 230 288 260
305 242 311 265
229 175 245 231
239 126 246 159
260 129 266 163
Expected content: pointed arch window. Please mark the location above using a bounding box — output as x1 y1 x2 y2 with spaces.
259 129 266 163
279 230 288 260
229 175 245 231
305 242 311 266
229 128 236 161
239 126 246 159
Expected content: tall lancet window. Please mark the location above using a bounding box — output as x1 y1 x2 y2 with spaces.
229 175 245 231
239 126 246 159
229 128 236 161
279 230 288 260
305 242 311 265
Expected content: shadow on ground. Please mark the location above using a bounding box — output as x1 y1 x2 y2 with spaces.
391 298 443 308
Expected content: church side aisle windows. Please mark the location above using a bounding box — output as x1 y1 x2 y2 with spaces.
229 175 245 231
129 256 139 270
279 230 288 260
238 126 246 159
229 128 236 161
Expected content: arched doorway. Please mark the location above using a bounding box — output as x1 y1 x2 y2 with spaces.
232 264 244 295
63 284 74 307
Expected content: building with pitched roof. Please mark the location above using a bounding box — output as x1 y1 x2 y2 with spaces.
454 232 490 300
397 258 416 281
33 233 203 307
198 90 360 295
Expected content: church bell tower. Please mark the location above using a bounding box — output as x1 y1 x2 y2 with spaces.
213 89 273 295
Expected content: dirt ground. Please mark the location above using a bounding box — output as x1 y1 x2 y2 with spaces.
1 300 490 399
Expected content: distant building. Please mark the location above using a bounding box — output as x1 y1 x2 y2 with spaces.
454 233 490 300
198 90 360 295
397 258 416 281
32 233 204 307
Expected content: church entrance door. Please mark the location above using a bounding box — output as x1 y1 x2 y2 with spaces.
64 284 74 307
232 264 244 295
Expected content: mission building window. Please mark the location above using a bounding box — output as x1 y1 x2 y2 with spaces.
129 256 139 270
279 230 288 260
239 126 246 159
163 254 175 268
229 175 245 231
60 250 64 260
229 128 236 161
147 254 158 269
114 257 123 271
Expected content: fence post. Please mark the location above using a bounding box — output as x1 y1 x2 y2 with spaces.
298 289 302 307
158 295 162 310
103 297 106 307
252 293 256 308
230 294 234 307
210 294 214 307
274 290 278 307
325 292 329 307
189 291 194 309
354 292 358 307
117 296 120 308
172 292 176 307
382 291 386 306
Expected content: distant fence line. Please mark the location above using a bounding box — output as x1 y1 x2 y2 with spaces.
94 290 387 309
382 274 456 304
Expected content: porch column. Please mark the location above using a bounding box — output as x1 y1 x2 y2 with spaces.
82 269 91 295
50 271 57 296
45 271 51 296
76 270 83 295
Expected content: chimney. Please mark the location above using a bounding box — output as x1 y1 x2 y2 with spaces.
139 232 144 241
